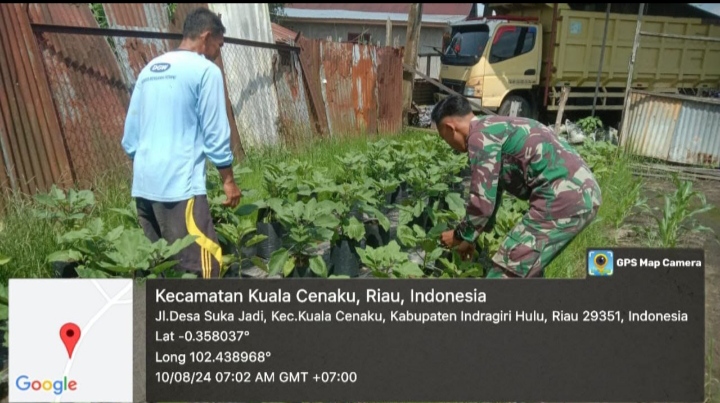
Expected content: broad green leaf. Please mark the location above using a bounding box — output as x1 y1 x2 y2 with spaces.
302 198 318 222
427 248 444 263
244 234 268 247
309 255 328 278
58 229 91 244
283 257 296 277
75 267 111 278
268 248 290 276
329 274 350 279
86 217 104 236
395 261 424 278
427 223 449 239
47 250 83 263
235 203 258 216
105 226 125 243
314 214 340 229
151 260 180 275
0 254 10 265
445 192 466 217
165 235 197 257
343 217 365 242
396 225 417 248
412 225 426 239
251 257 268 271
0 304 7 321
182 272 199 279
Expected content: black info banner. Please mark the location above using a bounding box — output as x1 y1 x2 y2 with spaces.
145 248 705 402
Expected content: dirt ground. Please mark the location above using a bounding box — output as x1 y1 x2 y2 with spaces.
618 176 720 385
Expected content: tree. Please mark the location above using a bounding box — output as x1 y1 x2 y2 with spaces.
269 3 286 23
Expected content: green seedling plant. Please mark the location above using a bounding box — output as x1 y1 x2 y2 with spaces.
32 185 95 230
254 199 339 277
356 241 424 278
436 249 484 278
610 179 646 233
215 218 268 277
636 174 716 248
206 165 256 225
48 218 197 279
396 223 448 273
328 179 390 243
577 116 603 135
335 152 368 184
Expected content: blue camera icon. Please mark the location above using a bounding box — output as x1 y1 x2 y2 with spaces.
588 250 614 276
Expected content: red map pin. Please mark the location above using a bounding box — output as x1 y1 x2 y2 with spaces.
60 323 81 359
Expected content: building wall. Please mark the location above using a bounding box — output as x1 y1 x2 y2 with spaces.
283 21 447 79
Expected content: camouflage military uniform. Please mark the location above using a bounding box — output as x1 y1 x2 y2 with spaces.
455 115 602 278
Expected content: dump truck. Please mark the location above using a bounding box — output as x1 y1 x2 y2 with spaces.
435 3 720 119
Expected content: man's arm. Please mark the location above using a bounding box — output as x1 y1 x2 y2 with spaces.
199 65 234 169
454 134 503 243
121 83 142 160
199 65 240 207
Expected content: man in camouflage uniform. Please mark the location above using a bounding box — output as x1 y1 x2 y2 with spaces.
433 96 602 278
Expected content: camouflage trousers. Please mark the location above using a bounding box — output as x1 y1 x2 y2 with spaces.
486 204 599 279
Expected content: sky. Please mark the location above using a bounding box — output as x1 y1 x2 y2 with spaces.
690 3 720 17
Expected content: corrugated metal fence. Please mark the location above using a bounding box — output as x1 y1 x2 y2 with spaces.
620 89 720 167
0 3 405 199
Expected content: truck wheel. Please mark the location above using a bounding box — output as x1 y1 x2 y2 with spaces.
498 95 536 119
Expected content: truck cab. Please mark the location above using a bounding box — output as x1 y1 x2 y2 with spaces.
436 17 543 119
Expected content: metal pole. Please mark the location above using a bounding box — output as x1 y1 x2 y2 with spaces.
591 3 611 117
620 3 644 137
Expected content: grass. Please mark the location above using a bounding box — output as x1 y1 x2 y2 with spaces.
545 143 639 278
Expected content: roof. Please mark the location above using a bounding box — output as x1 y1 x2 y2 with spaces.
272 22 298 44
690 3 720 18
285 3 473 15
281 3 473 25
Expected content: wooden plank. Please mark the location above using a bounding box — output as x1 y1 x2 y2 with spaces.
403 63 497 115
554 86 570 133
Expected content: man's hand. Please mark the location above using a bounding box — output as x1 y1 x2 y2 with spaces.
440 230 475 261
218 167 241 208
440 230 461 248
456 241 475 261
223 181 241 208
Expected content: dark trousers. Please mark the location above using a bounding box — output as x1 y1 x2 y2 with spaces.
136 195 221 278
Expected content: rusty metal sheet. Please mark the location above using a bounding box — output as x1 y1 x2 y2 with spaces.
351 44 378 134
28 3 131 187
297 36 328 136
320 41 356 136
274 50 313 147
376 47 404 134
0 3 72 195
621 89 720 167
103 3 173 87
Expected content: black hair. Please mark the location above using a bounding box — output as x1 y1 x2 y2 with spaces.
182 7 226 39
431 95 472 126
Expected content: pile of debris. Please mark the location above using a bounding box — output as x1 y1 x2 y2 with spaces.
409 103 434 128
556 119 619 145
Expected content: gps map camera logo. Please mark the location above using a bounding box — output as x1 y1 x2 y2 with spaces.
588 250 614 276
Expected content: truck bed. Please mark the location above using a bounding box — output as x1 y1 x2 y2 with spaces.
512 5 720 91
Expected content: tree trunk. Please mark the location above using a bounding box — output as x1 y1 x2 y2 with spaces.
402 3 423 126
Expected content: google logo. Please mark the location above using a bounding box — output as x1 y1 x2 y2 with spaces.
15 375 78 395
